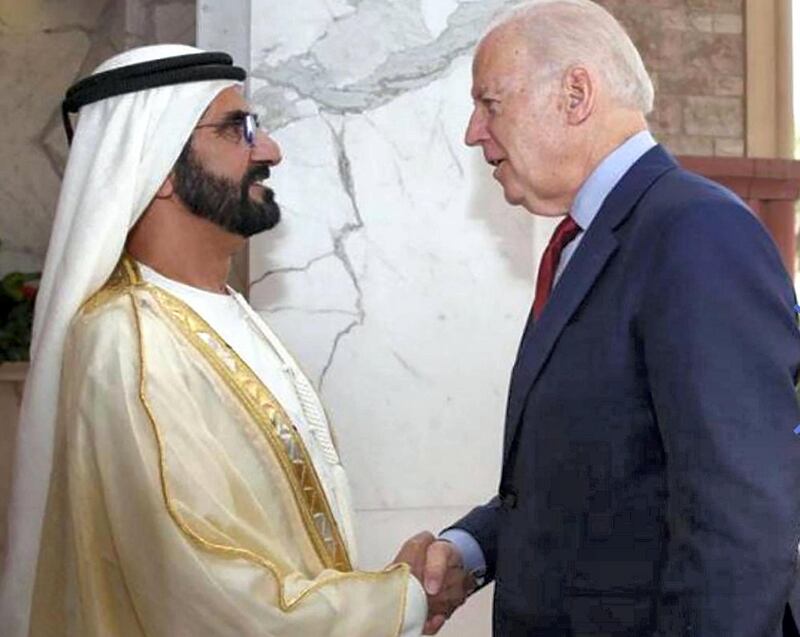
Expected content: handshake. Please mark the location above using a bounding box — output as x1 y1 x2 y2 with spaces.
391 531 477 635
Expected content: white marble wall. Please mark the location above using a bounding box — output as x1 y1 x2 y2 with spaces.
200 2 557 635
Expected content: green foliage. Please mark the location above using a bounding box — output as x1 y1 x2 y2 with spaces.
0 270 39 362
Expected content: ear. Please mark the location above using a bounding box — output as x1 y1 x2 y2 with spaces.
154 172 175 200
562 66 594 125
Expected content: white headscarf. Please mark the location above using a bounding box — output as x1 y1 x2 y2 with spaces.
0 43 242 636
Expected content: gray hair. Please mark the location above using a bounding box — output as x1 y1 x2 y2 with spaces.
488 0 654 114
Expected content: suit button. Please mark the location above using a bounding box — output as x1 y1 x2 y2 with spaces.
500 489 518 510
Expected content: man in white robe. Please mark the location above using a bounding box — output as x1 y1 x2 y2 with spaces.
0 44 458 636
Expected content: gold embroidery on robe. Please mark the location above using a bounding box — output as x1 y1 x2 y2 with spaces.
30 256 421 637
82 255 355 579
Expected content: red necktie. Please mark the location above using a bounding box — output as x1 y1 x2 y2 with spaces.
532 215 580 319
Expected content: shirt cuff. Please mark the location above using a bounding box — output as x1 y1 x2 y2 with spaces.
400 572 427 637
439 528 487 578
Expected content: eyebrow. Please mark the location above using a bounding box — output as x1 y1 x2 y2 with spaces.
219 108 250 124
473 88 498 102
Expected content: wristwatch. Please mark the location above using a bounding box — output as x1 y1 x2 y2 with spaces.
470 565 487 589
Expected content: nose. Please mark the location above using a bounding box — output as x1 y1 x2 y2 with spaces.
464 108 488 147
252 129 282 166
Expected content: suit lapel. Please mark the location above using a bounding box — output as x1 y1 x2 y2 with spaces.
502 146 678 465
503 229 618 462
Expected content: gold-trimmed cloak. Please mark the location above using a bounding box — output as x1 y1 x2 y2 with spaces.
28 259 417 636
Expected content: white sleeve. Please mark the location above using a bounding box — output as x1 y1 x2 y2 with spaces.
400 574 427 636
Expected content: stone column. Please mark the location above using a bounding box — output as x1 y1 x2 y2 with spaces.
745 0 794 159
0 0 197 278
0 363 27 562
198 2 555 634
743 0 797 275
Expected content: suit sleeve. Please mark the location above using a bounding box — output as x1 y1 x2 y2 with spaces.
445 496 502 584
640 199 800 636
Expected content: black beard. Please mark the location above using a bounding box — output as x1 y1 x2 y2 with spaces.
172 141 281 237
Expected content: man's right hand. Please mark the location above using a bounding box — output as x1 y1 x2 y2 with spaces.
392 533 475 634
418 539 476 634
392 531 437 583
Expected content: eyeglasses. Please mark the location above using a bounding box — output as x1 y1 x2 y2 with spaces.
194 112 261 147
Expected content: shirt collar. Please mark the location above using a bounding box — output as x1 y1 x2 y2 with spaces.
137 260 232 300
570 130 657 231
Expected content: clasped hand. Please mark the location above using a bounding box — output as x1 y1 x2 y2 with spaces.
392 531 476 635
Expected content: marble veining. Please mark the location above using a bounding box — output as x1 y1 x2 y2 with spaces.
245 0 539 513
249 0 507 131
248 0 520 393
318 117 366 387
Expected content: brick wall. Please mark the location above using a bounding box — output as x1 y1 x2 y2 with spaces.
599 0 746 157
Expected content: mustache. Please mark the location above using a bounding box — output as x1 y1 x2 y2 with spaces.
244 163 272 187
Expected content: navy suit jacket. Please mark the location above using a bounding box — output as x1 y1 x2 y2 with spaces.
453 146 800 636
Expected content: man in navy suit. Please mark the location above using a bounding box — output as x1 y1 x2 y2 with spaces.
412 0 800 634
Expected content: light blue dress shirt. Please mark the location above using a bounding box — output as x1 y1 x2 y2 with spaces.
441 130 658 580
